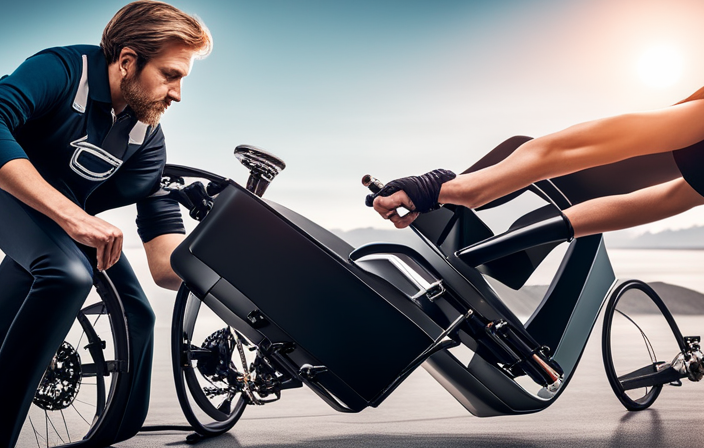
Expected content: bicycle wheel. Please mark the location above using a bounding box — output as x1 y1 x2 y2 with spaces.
171 284 248 437
18 272 129 447
602 280 682 411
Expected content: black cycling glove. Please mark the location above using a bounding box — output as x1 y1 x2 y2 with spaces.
365 169 456 213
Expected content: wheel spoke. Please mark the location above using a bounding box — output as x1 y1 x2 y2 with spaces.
74 397 96 407
45 411 66 444
29 416 41 448
71 403 91 425
61 409 71 443
614 309 658 364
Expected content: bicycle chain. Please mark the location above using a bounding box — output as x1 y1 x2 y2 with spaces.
234 329 262 405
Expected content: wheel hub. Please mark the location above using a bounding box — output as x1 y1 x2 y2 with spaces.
197 328 237 383
33 341 82 411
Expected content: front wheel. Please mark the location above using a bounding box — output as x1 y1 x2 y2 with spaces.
19 272 130 447
171 284 249 437
602 280 682 411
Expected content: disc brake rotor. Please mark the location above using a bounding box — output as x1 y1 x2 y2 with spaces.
33 341 82 411
197 328 238 382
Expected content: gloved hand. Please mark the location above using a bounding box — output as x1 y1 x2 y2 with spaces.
365 169 456 213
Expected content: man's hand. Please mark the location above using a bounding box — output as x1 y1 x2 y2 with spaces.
373 190 420 229
62 213 123 271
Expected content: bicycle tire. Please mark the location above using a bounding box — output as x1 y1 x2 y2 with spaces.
171 284 247 437
602 280 682 411
19 271 130 447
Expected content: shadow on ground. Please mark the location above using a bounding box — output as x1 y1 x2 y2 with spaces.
124 409 673 448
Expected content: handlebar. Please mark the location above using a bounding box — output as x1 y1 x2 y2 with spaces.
162 145 287 221
161 165 228 221
362 174 411 217
362 174 574 268
361 174 384 194
163 164 228 185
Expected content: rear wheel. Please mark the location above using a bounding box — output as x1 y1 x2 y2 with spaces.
602 280 681 411
171 285 249 437
19 272 129 447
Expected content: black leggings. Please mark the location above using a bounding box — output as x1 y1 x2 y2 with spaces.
0 190 155 447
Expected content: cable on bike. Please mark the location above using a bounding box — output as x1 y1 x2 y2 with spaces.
614 309 658 365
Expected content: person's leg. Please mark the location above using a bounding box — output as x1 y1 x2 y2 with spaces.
0 190 94 448
105 253 156 441
0 257 33 346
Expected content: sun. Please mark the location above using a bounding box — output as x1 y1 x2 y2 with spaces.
637 45 683 88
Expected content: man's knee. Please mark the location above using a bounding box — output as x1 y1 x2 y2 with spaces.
32 255 94 299
124 293 156 331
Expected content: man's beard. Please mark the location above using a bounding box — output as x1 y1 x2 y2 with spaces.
120 73 167 127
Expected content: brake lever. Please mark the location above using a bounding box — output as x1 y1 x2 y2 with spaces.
160 179 213 221
181 182 212 221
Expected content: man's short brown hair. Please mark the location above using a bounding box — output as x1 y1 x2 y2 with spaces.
101 1 212 69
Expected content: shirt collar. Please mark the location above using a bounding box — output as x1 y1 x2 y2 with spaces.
86 47 113 104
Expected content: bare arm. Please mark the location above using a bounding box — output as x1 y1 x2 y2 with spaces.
440 99 704 209
143 232 186 290
376 99 704 228
0 159 123 270
565 178 704 238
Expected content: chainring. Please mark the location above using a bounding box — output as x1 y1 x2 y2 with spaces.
197 328 239 383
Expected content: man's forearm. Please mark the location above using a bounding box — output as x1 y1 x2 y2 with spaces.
0 158 124 270
0 158 85 228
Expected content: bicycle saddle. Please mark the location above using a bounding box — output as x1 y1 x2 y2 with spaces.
234 144 286 181
235 144 286 197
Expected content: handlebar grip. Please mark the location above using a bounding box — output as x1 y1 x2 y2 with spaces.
362 174 385 194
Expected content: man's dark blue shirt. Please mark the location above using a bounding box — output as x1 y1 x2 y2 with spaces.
0 44 184 242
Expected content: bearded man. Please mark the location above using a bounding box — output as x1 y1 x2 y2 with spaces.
0 1 212 446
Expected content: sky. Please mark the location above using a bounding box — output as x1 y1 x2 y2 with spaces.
3 0 704 246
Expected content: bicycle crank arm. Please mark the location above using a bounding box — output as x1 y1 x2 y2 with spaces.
619 363 683 390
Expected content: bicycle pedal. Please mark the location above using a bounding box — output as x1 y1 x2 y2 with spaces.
669 379 683 387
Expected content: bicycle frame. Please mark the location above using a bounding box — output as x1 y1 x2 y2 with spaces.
402 199 617 416
25 136 699 447
167 135 687 418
